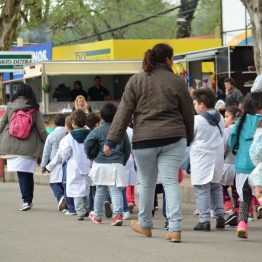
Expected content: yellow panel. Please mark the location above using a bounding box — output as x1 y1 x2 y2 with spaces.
52 40 115 60
113 39 222 59
202 62 215 73
53 39 221 61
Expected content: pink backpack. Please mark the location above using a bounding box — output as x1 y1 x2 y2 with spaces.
9 109 35 139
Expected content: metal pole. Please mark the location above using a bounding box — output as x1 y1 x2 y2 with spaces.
245 7 248 45
220 0 223 46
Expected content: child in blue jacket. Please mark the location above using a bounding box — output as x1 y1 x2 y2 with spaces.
84 103 131 226
229 92 262 239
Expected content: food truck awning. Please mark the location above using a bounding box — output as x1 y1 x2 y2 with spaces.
0 78 25 84
174 47 221 63
39 60 142 76
185 50 218 62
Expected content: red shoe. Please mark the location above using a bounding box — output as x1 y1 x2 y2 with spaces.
237 220 248 239
89 213 102 224
111 214 123 226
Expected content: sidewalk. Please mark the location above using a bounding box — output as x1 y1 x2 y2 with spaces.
3 168 195 204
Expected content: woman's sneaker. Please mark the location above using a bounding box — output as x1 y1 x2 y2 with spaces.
19 203 31 211
111 215 123 226
237 220 248 239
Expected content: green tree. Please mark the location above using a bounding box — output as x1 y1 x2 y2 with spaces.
191 0 221 37
18 0 179 45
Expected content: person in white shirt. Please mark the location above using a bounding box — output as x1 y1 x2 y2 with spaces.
61 110 91 220
41 114 67 211
190 88 225 231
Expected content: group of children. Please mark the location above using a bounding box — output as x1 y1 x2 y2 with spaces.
190 88 262 239
41 103 138 225
40 88 262 240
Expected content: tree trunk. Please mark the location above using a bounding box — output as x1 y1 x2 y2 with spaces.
241 0 262 74
0 0 22 51
176 0 199 38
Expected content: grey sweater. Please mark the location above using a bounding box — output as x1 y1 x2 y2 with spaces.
41 126 67 169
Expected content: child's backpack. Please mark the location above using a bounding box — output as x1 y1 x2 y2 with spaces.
9 108 35 139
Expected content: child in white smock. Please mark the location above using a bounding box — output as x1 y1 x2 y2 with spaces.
190 88 225 231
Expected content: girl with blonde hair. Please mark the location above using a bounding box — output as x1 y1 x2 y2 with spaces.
74 95 91 113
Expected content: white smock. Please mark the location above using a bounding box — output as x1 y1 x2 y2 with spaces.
62 133 91 198
235 173 255 201
221 125 236 186
7 156 37 173
125 127 138 185
190 114 224 185
89 162 128 187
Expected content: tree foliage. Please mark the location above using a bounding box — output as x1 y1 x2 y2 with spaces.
191 0 221 37
18 0 178 45
1 0 222 48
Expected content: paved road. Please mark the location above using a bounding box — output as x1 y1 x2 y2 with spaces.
0 183 261 262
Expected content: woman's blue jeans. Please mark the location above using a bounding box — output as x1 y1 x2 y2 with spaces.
134 138 186 232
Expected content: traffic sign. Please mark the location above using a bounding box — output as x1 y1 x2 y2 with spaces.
0 51 33 72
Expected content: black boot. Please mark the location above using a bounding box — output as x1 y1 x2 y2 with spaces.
194 221 211 231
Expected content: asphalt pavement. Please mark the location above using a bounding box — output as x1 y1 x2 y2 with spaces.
0 182 261 262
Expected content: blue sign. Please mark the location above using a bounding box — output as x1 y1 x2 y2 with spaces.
3 42 53 80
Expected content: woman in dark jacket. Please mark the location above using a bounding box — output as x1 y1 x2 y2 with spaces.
103 43 194 243
0 84 47 211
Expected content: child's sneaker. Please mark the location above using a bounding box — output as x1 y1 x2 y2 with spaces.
128 204 135 214
65 211 76 216
193 208 199 216
111 214 123 226
225 213 238 227
104 201 112 218
216 217 225 229
19 203 31 211
210 209 215 218
89 213 102 224
77 215 85 221
248 213 254 222
122 211 131 220
58 196 66 211
237 220 248 239
256 206 262 219
164 218 169 231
